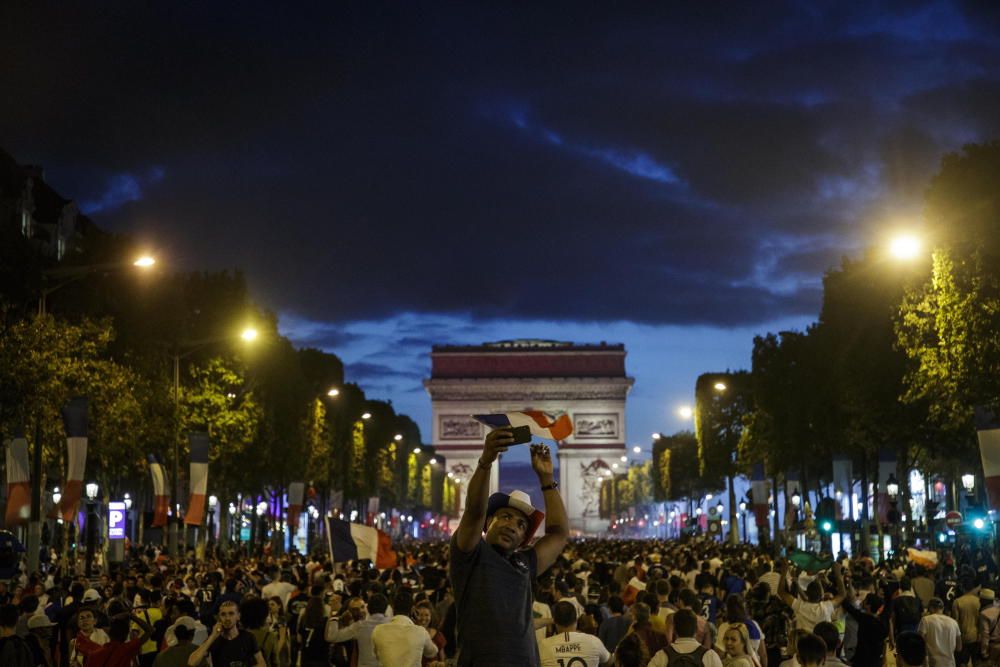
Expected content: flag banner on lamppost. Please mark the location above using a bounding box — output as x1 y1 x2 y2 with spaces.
750 463 769 527
184 432 210 526
975 408 1000 510
4 430 30 526
148 454 169 528
287 482 304 532
57 397 88 522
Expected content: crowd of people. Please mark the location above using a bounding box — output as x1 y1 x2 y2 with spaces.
0 428 997 666
0 532 997 667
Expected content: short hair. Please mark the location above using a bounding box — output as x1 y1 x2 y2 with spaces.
552 600 577 627
796 633 827 665
174 624 195 642
928 597 944 610
672 608 698 638
678 588 700 610
608 595 624 614
218 599 239 611
655 579 671 596
895 631 927 666
367 593 389 615
813 622 839 654
392 591 414 617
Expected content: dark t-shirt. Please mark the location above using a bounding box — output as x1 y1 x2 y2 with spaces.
448 534 539 666
208 630 260 667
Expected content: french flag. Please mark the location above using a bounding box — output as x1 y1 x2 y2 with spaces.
750 463 769 527
148 454 169 528
976 408 1000 510
472 411 573 441
328 518 397 569
5 430 30 526
287 482 305 532
184 432 210 526
58 398 88 522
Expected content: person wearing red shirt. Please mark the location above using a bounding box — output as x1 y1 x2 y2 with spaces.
84 611 153 667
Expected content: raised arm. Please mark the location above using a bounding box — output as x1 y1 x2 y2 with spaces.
777 561 796 607
454 428 513 552
829 562 846 607
530 443 568 574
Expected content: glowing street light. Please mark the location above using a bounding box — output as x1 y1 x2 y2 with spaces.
430 458 438 465
240 327 259 342
632 446 641 454
327 388 340 397
361 412 372 420
413 447 422 454
652 432 661 440
713 382 727 391
620 455 627 463
889 234 922 260
394 434 403 441
678 405 693 419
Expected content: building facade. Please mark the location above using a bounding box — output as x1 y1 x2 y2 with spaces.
424 339 634 534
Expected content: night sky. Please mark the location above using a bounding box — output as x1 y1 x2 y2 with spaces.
4 2 1000 462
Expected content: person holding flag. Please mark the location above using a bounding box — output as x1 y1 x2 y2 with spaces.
448 424 569 666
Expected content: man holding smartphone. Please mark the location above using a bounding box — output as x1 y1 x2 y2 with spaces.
449 426 570 666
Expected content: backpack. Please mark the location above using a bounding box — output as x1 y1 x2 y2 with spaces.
665 644 707 667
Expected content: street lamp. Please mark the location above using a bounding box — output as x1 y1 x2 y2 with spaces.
123 493 133 542
413 447 422 454
791 488 802 508
886 474 900 499
168 327 258 556
619 455 627 463
713 382 727 391
394 434 403 441
327 388 340 397
652 433 661 440
632 446 641 454
84 482 99 577
889 234 922 260
677 406 693 419
208 495 218 546
962 473 976 494
361 412 372 420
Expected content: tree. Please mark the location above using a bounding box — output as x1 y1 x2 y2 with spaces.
695 371 751 542
898 142 1000 465
652 431 704 504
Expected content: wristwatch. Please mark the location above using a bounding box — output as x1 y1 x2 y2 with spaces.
540 481 559 491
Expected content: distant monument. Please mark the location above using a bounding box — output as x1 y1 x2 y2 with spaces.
424 340 634 534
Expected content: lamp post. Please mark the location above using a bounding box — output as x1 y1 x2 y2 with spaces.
84 482 99 577
168 327 258 556
256 501 268 554
207 495 218 549
124 493 133 543
739 500 748 543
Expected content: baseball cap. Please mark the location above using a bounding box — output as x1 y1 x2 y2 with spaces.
981 589 995 601
82 589 101 603
485 490 544 546
28 614 56 629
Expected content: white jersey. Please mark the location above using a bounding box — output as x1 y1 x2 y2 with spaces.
540 630 610 667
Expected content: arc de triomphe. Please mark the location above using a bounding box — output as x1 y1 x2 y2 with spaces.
423 340 634 534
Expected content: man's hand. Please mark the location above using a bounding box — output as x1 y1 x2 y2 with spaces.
480 427 514 466
530 444 554 483
212 623 223 637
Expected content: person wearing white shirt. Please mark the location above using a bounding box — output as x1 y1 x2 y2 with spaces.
371 592 437 667
649 609 723 667
777 561 845 632
261 571 296 608
917 597 960 667
325 593 390 667
540 601 611 667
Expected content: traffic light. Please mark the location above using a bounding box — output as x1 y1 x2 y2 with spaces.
816 497 837 534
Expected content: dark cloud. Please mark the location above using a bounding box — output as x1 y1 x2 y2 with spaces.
345 361 425 384
2 2 999 327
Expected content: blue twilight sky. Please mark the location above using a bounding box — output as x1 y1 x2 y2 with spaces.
3 2 1000 464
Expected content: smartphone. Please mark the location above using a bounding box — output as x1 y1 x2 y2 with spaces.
509 425 532 445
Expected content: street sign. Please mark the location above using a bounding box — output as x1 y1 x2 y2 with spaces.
108 501 127 539
945 510 963 528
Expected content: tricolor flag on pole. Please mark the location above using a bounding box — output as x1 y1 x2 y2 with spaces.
4 430 31 526
975 408 1000 510
750 463 769 527
327 518 397 569
58 398 88 522
148 454 169 528
287 482 305 533
184 432 209 526
472 411 573 441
